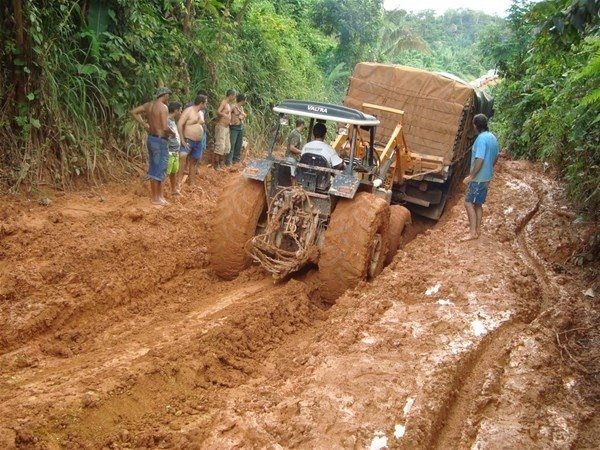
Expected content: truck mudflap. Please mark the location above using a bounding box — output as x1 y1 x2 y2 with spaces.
243 159 273 181
329 174 360 199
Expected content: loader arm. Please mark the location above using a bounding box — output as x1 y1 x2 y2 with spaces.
361 103 444 184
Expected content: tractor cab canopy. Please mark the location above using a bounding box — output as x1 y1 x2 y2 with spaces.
269 100 381 177
241 100 384 200
268 100 382 175
273 100 380 126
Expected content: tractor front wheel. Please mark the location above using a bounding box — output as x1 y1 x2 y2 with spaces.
318 192 390 302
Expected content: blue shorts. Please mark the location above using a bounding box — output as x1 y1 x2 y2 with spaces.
465 181 489 204
147 135 168 181
183 137 205 161
200 131 207 152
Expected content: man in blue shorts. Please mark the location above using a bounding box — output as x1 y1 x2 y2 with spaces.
130 87 174 206
177 94 207 188
463 113 499 240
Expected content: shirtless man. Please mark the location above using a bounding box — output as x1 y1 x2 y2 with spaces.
214 89 236 168
178 94 207 188
130 87 174 206
227 93 248 166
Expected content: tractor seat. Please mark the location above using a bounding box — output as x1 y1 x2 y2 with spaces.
295 153 331 192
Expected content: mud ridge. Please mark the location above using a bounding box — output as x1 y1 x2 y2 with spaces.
509 170 561 317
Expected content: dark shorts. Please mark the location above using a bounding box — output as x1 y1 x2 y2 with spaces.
465 181 489 204
184 138 204 161
146 135 168 181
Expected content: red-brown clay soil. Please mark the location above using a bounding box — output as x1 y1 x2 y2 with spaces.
0 160 598 449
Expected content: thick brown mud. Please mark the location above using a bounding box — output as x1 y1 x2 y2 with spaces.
0 160 598 449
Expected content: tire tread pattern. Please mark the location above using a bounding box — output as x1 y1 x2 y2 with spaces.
385 205 411 266
318 192 390 301
209 176 266 279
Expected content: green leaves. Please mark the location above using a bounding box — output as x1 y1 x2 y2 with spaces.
380 8 503 81
490 1 600 219
87 0 110 36
313 0 383 72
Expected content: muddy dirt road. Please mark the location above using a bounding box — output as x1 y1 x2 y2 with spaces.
0 161 598 449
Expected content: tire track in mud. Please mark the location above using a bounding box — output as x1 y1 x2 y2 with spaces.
430 322 525 449
431 171 557 450
1 276 279 405
2 272 327 447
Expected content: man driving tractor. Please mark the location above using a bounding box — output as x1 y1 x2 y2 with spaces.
301 122 344 169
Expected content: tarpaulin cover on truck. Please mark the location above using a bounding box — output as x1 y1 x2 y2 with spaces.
344 63 478 166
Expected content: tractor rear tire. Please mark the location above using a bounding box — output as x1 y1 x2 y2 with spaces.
385 205 411 266
209 175 266 279
318 192 390 302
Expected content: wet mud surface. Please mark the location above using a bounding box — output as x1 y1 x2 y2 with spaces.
0 160 598 449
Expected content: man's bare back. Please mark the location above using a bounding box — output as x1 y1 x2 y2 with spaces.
132 99 170 137
147 100 169 137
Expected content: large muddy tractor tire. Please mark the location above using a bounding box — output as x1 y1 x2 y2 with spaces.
210 175 266 279
318 192 390 302
385 205 411 266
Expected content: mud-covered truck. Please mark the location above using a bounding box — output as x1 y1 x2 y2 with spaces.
345 63 493 219
209 64 492 299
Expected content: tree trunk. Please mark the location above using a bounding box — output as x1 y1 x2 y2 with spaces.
183 0 193 35
12 0 26 105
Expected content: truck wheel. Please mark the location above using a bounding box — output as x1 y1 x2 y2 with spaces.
209 175 266 279
385 205 411 266
318 192 390 301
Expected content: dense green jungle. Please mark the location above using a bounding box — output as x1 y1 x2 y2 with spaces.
0 0 598 218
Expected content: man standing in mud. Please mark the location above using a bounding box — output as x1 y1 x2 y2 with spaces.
214 89 236 168
463 113 500 240
178 94 207 189
130 87 174 206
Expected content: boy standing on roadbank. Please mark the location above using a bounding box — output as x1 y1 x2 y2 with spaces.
166 102 182 196
214 89 236 168
130 87 174 206
462 113 499 241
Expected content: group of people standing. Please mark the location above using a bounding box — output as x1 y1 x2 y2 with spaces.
130 87 247 206
130 86 498 245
